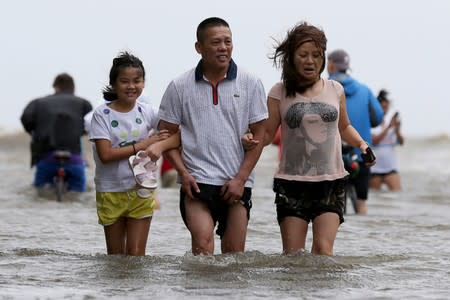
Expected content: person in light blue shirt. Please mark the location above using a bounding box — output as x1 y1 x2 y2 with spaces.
327 49 383 215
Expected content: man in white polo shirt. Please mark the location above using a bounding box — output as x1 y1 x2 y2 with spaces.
158 17 268 255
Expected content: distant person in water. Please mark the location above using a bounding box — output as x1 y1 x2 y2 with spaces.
370 89 404 191
327 49 383 215
20 73 92 192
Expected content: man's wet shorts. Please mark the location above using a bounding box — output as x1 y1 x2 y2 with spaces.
96 189 155 226
273 178 346 225
180 183 252 238
34 153 86 192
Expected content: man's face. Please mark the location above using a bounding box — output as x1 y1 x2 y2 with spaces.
195 25 233 71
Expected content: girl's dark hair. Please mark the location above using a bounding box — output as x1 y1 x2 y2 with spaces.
271 22 327 97
102 51 145 101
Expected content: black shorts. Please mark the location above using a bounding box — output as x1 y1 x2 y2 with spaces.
273 178 346 225
371 170 398 177
348 163 370 200
180 183 252 238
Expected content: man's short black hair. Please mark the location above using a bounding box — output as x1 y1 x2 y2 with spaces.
53 73 74 94
196 17 230 43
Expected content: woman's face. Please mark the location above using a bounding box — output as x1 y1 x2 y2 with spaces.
293 41 323 81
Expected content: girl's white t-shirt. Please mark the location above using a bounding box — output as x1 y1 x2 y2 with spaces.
89 101 158 192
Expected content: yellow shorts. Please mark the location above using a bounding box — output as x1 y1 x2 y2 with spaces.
96 189 155 226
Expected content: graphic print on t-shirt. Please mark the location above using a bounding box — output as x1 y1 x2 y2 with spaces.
284 102 338 175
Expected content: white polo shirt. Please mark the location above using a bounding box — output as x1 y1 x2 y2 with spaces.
158 59 268 187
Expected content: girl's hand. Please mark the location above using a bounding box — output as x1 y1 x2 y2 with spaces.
140 130 171 161
148 129 170 144
144 144 162 162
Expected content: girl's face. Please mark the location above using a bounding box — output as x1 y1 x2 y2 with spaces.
113 67 145 104
293 41 323 81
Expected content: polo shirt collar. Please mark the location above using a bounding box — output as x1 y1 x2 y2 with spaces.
195 59 237 81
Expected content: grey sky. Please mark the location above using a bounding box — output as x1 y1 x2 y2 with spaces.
2 0 449 137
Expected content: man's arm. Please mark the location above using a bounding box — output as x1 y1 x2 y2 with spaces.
221 119 266 203
158 120 200 198
20 100 36 134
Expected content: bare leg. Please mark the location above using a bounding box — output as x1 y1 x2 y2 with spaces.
126 217 151 256
104 218 127 255
221 202 248 253
311 213 340 255
357 200 367 215
184 195 215 255
369 175 383 190
279 216 308 254
384 173 401 191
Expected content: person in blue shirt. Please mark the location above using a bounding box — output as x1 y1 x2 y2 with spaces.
327 49 383 215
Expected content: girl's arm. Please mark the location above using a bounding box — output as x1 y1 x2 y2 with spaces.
144 130 181 161
94 130 171 164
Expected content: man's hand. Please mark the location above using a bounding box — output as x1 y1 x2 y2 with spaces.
220 178 245 205
181 172 200 200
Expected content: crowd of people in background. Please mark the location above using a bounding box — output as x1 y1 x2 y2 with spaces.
20 17 404 257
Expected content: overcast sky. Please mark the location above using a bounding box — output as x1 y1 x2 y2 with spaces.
1 0 449 137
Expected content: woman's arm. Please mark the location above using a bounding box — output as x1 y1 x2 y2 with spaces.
241 96 281 150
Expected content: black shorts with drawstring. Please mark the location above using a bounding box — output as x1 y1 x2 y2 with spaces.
273 178 346 225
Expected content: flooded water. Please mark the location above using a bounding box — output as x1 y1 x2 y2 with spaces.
1 132 450 299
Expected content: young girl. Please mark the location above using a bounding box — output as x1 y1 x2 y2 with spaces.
90 52 179 256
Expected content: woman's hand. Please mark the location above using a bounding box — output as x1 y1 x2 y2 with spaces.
241 132 260 151
359 142 376 167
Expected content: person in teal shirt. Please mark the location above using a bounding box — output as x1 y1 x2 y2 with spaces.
328 49 383 215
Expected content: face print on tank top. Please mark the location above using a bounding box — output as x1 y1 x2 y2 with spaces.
284 102 338 175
